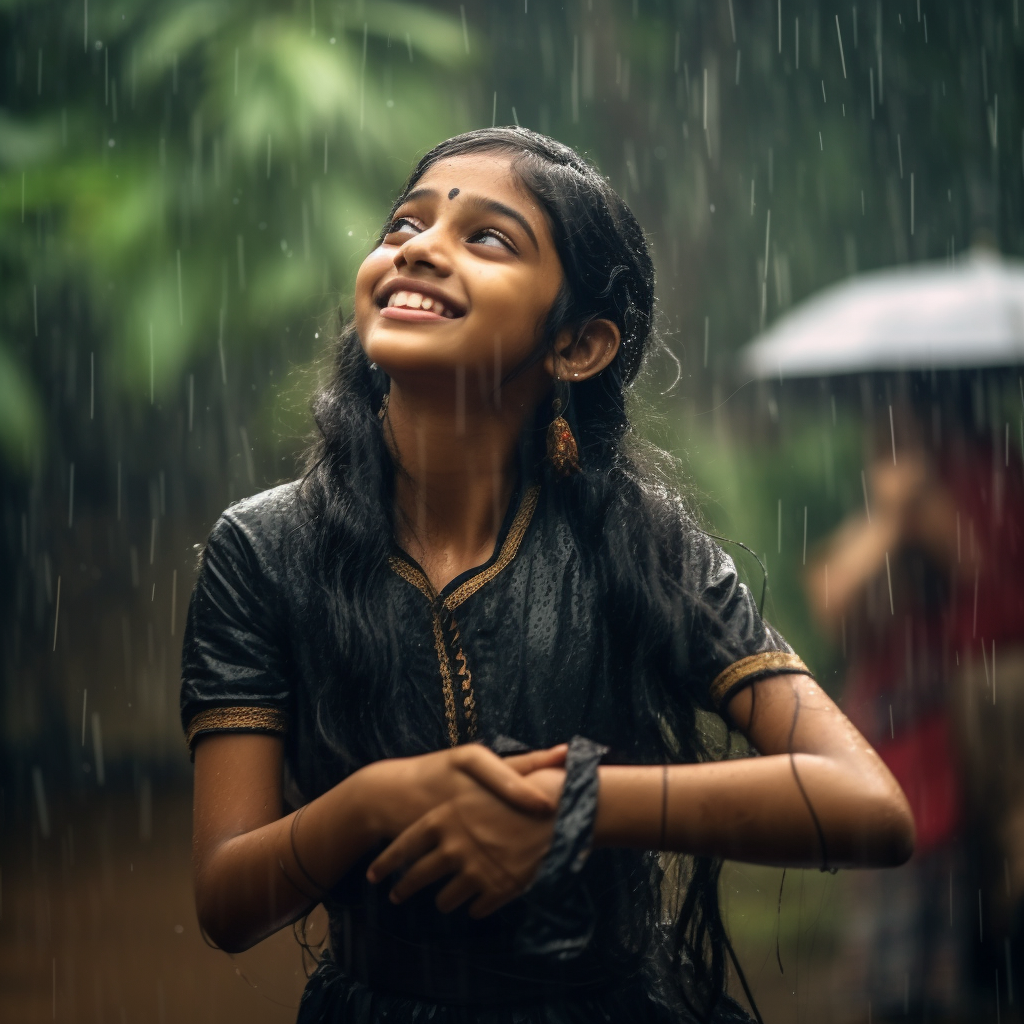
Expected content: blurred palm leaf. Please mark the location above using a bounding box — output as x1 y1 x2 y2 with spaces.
0 0 473 469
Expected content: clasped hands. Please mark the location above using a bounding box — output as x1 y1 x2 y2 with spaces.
359 744 567 919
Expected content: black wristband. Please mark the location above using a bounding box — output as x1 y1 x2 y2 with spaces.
515 734 609 960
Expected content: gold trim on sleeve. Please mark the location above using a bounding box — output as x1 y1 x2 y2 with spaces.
185 706 287 749
709 651 811 709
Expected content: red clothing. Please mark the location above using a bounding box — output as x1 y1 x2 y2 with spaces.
843 440 1024 854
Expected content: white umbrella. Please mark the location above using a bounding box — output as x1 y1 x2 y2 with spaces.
740 248 1024 378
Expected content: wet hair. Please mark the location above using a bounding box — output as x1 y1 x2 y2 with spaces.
301 127 741 1019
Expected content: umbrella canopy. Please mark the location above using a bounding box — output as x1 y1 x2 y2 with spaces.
740 248 1024 378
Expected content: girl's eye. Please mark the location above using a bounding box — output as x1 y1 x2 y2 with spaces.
385 216 422 239
469 228 516 253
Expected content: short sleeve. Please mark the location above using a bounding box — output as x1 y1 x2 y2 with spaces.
179 511 290 753
680 530 810 715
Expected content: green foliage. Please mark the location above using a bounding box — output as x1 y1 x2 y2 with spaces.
0 333 41 468
0 0 472 469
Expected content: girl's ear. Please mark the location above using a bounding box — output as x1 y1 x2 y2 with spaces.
544 319 621 381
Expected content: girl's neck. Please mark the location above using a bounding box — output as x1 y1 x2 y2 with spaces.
384 378 540 590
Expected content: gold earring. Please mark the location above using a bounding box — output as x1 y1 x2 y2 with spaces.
377 390 390 421
546 390 580 477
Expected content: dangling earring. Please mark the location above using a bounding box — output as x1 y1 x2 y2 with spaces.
377 390 390 421
546 383 580 477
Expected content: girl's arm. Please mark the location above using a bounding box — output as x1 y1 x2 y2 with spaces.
370 673 914 915
592 671 914 865
191 734 564 952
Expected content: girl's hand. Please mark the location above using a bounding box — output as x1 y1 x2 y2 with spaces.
358 744 566 840
366 767 565 918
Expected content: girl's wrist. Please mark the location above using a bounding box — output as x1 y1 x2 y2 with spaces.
342 760 394 843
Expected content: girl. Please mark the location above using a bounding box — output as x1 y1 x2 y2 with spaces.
181 128 914 1023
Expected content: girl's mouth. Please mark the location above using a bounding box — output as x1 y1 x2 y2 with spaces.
378 289 463 321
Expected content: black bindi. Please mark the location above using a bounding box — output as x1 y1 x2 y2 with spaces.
447 187 460 200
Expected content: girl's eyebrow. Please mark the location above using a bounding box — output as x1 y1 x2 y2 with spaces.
400 186 539 252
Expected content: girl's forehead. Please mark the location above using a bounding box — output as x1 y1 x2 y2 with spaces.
416 151 517 190
413 153 538 212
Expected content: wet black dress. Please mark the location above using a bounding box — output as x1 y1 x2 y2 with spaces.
180 480 806 1023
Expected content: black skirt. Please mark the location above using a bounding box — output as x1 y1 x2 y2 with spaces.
296 949 755 1024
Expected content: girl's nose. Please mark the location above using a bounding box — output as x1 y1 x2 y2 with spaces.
394 227 452 275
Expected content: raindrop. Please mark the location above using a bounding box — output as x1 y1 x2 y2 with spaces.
140 778 153 841
32 767 50 838
359 24 368 131
91 712 105 785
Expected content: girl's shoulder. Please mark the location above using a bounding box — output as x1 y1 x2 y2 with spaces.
203 480 311 575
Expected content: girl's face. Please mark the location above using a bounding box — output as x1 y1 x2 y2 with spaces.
354 152 565 398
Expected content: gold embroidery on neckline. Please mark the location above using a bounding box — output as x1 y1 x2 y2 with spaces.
387 484 540 746
441 485 540 610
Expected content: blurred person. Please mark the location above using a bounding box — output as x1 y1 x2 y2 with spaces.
807 396 1024 1022
180 129 914 1024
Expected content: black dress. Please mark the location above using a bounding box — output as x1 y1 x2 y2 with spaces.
180 480 806 1023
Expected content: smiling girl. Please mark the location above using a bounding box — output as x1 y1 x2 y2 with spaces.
180 128 914 1024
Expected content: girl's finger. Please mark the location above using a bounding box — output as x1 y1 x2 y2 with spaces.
366 819 437 884
434 873 482 914
388 846 458 905
459 748 558 814
504 744 568 775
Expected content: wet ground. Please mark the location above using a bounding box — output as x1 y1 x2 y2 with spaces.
2 787 859 1023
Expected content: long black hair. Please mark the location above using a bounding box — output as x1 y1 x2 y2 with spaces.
302 127 742 1020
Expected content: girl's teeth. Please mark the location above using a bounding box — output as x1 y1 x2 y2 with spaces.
385 290 454 315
